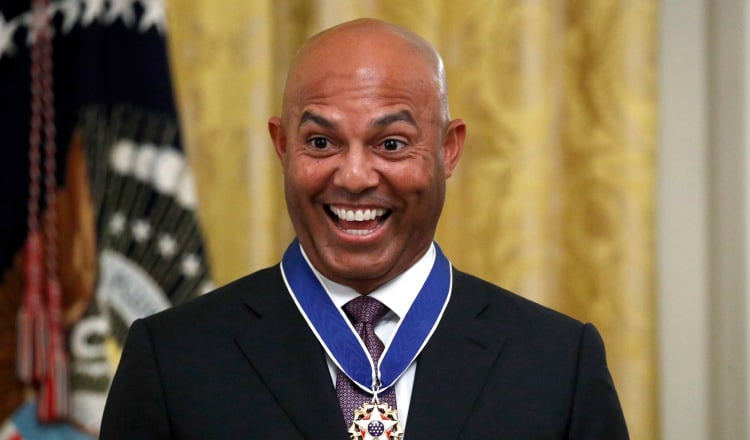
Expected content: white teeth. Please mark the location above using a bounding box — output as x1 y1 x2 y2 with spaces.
329 206 386 222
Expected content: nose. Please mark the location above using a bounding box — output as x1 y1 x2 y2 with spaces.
333 145 379 193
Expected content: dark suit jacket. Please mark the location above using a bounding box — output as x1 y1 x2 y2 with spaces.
100 265 628 439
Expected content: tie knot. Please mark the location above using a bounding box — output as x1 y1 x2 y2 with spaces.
344 296 389 325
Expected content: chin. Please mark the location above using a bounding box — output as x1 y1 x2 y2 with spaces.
325 258 391 285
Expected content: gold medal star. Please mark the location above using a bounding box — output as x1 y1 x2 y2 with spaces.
349 402 402 440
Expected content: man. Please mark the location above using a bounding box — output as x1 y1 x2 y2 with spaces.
100 18 628 439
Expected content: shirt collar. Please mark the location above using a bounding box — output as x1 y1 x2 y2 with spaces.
301 243 436 320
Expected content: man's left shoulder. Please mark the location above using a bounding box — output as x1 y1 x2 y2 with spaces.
450 268 587 338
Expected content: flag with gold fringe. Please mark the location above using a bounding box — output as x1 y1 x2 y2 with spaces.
0 1 212 437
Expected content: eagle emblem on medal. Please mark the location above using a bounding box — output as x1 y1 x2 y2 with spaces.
348 402 403 440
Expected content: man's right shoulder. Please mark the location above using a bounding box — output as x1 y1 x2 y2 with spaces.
137 264 285 331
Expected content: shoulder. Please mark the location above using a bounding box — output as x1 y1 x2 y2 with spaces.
449 268 588 346
438 269 627 437
136 265 285 335
452 268 582 326
448 267 615 388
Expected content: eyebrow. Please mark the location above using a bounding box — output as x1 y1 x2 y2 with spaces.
299 111 334 129
371 110 416 127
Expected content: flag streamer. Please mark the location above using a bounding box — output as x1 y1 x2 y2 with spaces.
16 0 70 422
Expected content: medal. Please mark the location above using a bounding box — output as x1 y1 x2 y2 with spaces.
281 239 451 435
348 397 403 440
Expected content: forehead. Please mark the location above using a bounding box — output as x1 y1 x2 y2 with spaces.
282 28 441 123
287 72 437 131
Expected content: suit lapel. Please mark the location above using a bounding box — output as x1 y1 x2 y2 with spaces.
233 271 349 440
405 270 508 440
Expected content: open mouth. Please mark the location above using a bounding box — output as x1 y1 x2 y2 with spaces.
327 205 391 236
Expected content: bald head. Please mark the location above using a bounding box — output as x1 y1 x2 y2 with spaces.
267 18 466 293
280 18 449 125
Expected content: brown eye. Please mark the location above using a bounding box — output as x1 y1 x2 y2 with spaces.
310 137 329 149
383 139 403 151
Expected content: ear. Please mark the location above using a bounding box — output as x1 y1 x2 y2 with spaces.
268 116 287 166
442 118 466 178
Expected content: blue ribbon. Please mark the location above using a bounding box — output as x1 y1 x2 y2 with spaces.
281 239 452 393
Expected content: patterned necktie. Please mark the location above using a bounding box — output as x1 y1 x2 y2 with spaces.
336 295 398 427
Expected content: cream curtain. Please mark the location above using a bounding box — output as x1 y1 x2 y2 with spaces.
166 1 657 438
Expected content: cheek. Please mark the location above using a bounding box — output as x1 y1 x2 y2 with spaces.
394 157 443 190
285 158 330 196
402 163 446 210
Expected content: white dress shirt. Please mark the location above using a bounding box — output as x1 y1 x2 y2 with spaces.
303 243 436 429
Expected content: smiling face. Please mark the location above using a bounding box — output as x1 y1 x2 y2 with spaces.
269 19 465 293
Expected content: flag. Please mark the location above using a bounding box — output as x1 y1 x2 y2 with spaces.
0 0 213 436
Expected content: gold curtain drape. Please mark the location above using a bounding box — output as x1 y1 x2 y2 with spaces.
166 1 657 439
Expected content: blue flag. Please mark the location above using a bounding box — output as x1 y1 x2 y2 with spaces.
0 1 212 436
